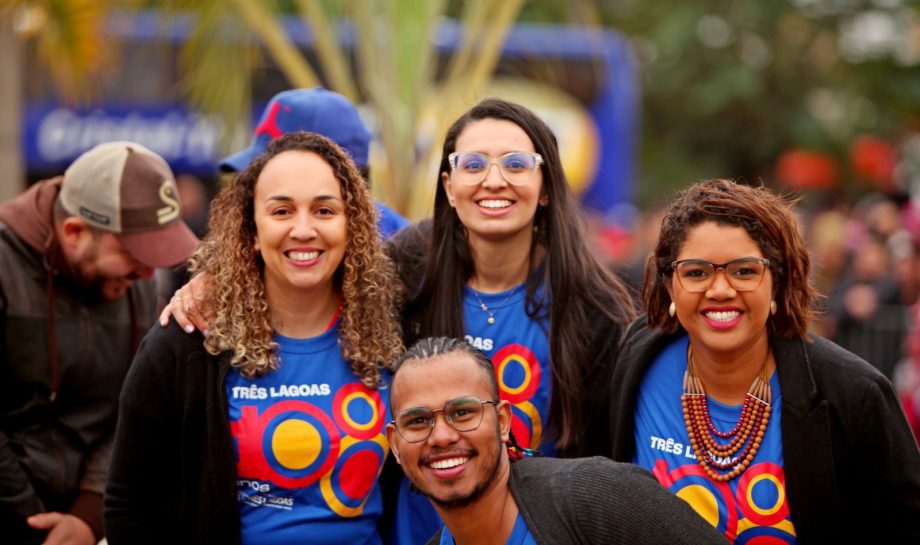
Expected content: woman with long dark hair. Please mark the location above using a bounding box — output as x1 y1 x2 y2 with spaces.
161 100 634 544
398 98 634 455
385 98 634 543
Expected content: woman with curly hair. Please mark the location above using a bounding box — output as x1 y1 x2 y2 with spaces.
160 100 636 544
104 132 403 545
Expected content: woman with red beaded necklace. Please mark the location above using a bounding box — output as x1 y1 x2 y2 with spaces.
609 179 920 544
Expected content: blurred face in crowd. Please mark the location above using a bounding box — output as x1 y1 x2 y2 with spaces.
65 221 154 301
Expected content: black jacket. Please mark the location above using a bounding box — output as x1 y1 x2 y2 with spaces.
104 323 239 545
610 320 920 544
0 179 156 540
427 457 728 545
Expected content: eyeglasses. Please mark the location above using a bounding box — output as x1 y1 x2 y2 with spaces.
671 257 771 293
448 151 543 186
389 396 498 443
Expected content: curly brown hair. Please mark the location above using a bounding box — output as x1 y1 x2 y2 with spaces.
642 179 816 339
194 131 403 387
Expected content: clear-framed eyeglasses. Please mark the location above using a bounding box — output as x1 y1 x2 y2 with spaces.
671 257 771 293
448 151 543 186
389 396 498 443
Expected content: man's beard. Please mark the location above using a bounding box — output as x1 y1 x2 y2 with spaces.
71 245 107 302
71 245 134 302
417 428 505 511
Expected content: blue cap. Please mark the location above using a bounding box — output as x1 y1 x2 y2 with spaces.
219 87 372 172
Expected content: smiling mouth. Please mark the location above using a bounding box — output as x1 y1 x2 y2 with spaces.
477 199 513 210
428 456 470 470
287 250 320 262
704 310 741 322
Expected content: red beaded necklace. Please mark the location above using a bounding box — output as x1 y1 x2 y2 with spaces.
681 345 773 482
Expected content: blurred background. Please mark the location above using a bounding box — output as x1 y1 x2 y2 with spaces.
1 0 920 435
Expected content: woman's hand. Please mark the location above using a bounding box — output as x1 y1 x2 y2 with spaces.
159 273 212 334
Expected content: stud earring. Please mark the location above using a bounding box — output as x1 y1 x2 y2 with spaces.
668 301 676 317
770 300 777 316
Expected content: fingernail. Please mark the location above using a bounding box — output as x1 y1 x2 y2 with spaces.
184 325 195 334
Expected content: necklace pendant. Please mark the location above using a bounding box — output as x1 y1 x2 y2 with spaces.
487 316 495 325
480 304 489 312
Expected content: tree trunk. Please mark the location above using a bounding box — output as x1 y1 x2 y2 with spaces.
0 11 24 199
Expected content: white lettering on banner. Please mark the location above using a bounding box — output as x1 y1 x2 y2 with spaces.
269 384 332 397
649 434 684 456
236 479 294 510
464 335 494 351
238 492 294 510
230 384 331 399
238 479 270 492
35 107 224 165
678 444 739 464
231 385 268 400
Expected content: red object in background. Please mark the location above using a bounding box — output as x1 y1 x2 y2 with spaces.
597 224 633 262
775 148 839 190
850 136 897 191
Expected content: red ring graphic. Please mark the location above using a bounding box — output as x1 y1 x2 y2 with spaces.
333 382 385 440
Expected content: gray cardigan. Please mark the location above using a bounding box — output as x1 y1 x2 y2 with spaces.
610 320 920 544
427 457 728 545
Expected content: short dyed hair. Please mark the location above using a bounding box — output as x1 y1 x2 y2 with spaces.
390 337 500 414
642 179 816 338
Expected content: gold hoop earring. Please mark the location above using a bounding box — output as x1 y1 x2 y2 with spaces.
668 301 676 318
770 300 777 316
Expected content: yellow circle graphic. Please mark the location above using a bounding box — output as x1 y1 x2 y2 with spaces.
676 484 720 527
746 473 785 516
498 355 532 396
342 392 378 431
272 419 323 470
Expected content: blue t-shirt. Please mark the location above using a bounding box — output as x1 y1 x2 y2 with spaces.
439 512 537 545
225 324 389 545
633 335 797 544
393 283 553 545
376 202 410 240
461 284 554 456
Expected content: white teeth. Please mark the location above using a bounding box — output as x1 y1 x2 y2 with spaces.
288 250 320 261
429 457 468 470
705 311 740 322
478 199 512 209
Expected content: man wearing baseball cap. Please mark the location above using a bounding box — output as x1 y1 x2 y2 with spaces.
220 86 409 239
0 141 199 544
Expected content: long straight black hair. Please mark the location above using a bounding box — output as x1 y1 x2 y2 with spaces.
403 98 635 454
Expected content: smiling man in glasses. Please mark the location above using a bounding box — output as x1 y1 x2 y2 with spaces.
386 337 728 545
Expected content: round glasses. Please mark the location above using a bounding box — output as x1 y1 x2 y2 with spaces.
389 396 498 443
671 257 771 293
448 151 543 186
